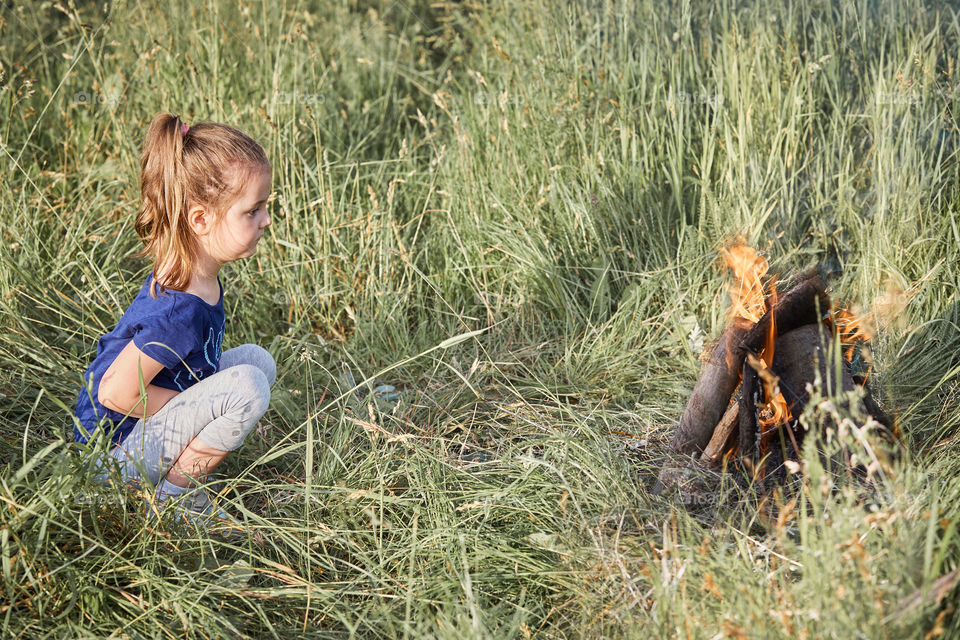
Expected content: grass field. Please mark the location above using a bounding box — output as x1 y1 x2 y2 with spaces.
2 0 960 637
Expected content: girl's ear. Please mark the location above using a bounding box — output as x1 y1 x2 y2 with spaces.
186 203 212 235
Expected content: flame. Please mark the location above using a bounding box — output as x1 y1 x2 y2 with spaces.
722 238 792 440
833 307 873 361
721 238 791 458
758 278 791 442
762 276 779 369
832 280 904 363
746 353 792 449
721 239 769 327
718 239 801 462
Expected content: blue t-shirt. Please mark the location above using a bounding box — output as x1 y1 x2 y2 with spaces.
73 271 225 446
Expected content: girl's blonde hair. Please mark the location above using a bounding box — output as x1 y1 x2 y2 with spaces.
134 113 269 298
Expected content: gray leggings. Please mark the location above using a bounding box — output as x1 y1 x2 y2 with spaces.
105 343 276 487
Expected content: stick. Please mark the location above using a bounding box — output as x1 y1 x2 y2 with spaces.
883 568 960 624
701 401 739 465
739 359 759 457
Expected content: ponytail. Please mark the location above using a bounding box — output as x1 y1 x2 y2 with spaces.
134 114 196 298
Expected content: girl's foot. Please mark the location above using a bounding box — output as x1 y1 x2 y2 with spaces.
152 480 244 537
173 487 245 536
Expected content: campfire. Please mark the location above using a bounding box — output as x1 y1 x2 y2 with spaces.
654 239 891 495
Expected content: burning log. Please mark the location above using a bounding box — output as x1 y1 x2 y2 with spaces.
736 273 831 363
665 324 749 458
771 324 857 417
738 323 859 463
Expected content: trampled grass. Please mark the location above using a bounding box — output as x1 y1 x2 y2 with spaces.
1 0 960 637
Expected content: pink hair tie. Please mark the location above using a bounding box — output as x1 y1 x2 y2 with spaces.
181 122 190 135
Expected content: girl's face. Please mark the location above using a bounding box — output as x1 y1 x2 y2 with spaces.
208 164 272 262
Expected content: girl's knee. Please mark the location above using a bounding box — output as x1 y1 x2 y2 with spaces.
221 343 276 387
226 364 271 417
199 364 271 451
253 344 277 387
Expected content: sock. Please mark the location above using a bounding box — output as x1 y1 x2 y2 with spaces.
156 477 190 502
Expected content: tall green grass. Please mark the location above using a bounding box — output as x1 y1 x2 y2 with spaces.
2 0 960 637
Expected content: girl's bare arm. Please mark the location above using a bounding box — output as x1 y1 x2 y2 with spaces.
98 339 181 418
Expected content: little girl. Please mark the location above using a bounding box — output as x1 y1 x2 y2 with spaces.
73 113 276 530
